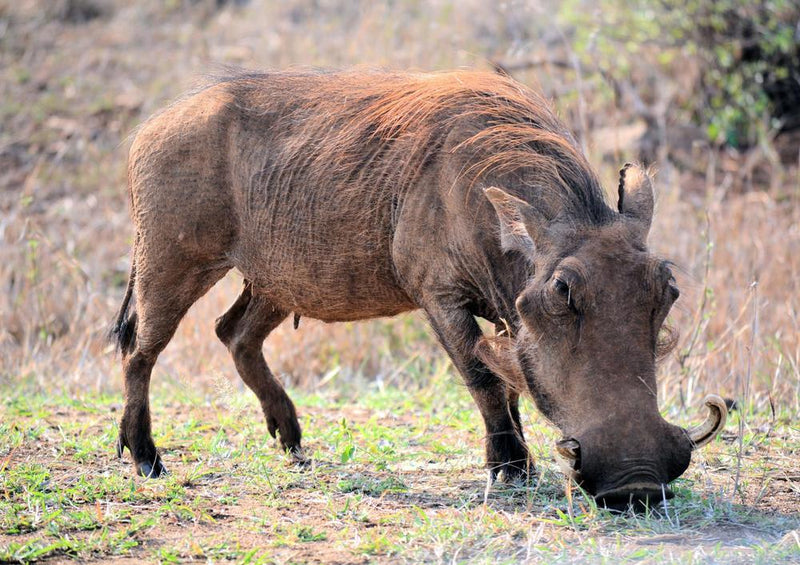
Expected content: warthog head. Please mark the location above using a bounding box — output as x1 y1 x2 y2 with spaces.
482 164 726 509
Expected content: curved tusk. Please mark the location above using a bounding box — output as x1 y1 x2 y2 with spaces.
554 439 580 479
687 394 728 449
555 438 580 469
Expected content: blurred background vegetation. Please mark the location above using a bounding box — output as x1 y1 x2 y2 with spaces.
561 0 800 149
1 0 799 418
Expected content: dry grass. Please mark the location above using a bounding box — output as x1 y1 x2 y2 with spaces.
1 1 799 563
1 0 797 400
2 0 798 412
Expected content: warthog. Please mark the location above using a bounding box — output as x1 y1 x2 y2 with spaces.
111 69 726 508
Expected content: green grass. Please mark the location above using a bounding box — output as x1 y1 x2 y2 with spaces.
1 374 798 564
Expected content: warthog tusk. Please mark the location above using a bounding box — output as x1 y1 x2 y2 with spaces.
687 394 728 449
555 438 580 466
554 438 580 478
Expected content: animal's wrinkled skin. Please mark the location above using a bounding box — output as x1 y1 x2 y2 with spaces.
111 70 725 508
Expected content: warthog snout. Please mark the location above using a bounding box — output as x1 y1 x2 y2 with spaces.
555 395 728 510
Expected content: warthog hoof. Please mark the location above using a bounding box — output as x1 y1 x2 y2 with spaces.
136 456 167 479
497 461 535 485
288 446 310 468
487 433 534 484
267 415 301 452
116 434 167 478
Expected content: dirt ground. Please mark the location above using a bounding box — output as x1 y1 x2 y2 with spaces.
2 387 798 563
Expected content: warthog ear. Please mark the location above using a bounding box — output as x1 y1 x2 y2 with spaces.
617 163 654 237
484 186 547 255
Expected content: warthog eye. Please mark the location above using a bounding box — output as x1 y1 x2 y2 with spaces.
658 263 680 303
667 275 680 301
551 275 580 315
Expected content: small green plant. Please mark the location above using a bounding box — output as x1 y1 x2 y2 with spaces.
294 525 327 542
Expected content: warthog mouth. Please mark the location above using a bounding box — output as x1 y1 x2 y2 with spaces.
556 455 673 511
595 481 674 511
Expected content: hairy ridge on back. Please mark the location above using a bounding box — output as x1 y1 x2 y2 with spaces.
212 69 613 225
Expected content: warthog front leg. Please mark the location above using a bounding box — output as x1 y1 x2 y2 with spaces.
215 282 302 457
423 302 533 483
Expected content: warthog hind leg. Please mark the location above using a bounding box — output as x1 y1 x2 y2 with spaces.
118 263 228 478
215 282 302 457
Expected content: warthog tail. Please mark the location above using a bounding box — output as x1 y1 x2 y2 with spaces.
110 238 138 356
